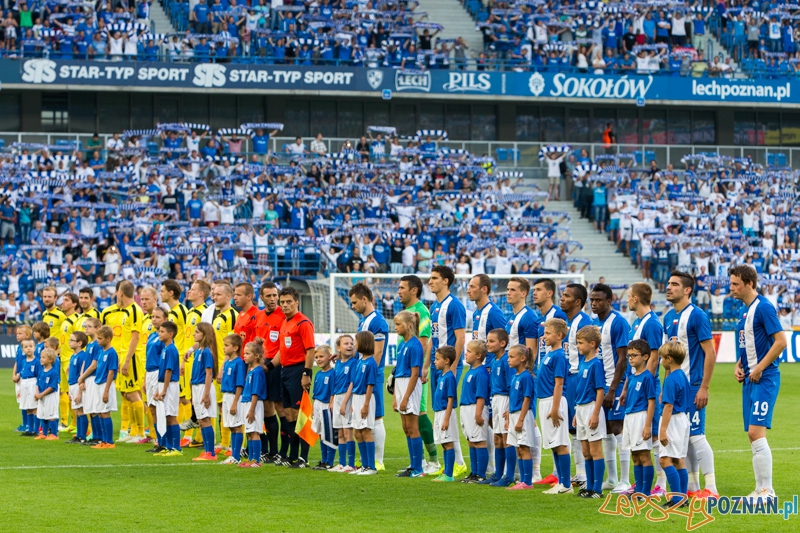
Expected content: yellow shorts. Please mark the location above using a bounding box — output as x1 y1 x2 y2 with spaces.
181 356 194 399
214 380 222 404
116 358 143 394
59 357 70 392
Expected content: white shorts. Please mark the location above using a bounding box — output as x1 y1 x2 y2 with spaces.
659 412 690 459
352 393 375 430
83 376 96 414
93 380 118 414
575 402 607 442
332 394 352 429
145 371 159 407
157 381 180 417
221 392 244 428
434 409 459 444
242 400 264 434
622 411 653 451
506 410 536 448
394 377 421 416
15 382 20 405
69 383 83 410
460 404 489 443
538 396 569 449
19 377 37 410
311 399 330 436
621 227 632 242
191 383 218 420
37 392 59 420
491 395 510 435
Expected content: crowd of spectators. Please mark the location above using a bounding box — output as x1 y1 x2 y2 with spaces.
0 121 591 330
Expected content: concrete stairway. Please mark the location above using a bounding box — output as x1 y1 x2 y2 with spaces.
415 0 484 56
150 1 177 35
548 200 646 288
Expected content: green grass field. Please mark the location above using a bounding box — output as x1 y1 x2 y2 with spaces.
2 364 799 533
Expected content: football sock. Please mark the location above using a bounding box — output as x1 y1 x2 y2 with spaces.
338 442 347 466
279 416 291 457
20 409 26 427
593 457 605 494
691 435 717 493
504 446 517 481
120 397 131 434
678 468 688 495
104 417 114 444
265 414 279 456
230 432 243 461
27 412 36 433
653 442 667 488
50 420 59 436
289 429 300 461
453 429 465 466
494 446 506 480
220 424 231 448
357 442 366 468
585 459 595 492
617 434 630 485
365 442 376 470
443 448 455 477
90 415 101 439
664 465 682 504
146 408 156 441
374 418 386 464
59 392 69 426
469 447 476 475
602 435 618 485
77 415 88 440
476 447 488 478
573 435 586 480
412 437 423 473
686 442 700 491
130 400 144 437
251 439 262 463
634 465 643 495
300 439 310 462
642 465 654 496
752 438 773 492
520 458 533 485
170 424 181 450
557 452 571 488
347 440 356 468
418 414 438 461
487 427 495 472
532 426 542 478
202 426 215 455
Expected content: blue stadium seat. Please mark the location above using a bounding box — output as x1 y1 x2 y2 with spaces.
508 148 520 162
147 142 159 156
495 148 508 162
0 139 5 149
777 153 787 166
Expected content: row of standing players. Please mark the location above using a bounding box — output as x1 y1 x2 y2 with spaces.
13 265 783 498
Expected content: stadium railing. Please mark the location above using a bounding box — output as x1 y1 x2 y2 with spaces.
4 132 800 172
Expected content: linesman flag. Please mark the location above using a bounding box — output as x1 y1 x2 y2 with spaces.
296 390 319 446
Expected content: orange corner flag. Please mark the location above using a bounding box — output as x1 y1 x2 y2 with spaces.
296 390 319 447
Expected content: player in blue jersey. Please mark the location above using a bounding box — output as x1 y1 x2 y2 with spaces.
730 265 786 501
220 334 246 465
533 278 568 486
241 339 268 468
432 345 459 482
76 318 102 445
153 322 181 456
66 331 90 444
482 328 516 486
144 308 167 453
622 339 656 497
590 283 631 492
560 283 592 488
352 331 379 476
505 344 537 490
330 335 358 473
12 325 33 432
468 274 507 342
34 349 60 440
664 271 719 499
626 282 666 495
190 323 219 462
92 326 119 448
311 345 336 470
428 265 467 476
393 311 425 478
460 340 491 482
658 341 692 509
574 325 607 498
350 282 389 471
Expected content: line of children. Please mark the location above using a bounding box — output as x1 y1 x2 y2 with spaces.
310 346 336 470
329 335 357 473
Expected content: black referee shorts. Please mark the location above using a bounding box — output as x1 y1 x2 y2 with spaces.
265 360 282 403
281 363 304 410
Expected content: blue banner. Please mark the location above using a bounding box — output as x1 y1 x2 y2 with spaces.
1 58 794 105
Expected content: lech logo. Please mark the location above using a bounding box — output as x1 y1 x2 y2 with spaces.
528 72 545 96
367 69 384 90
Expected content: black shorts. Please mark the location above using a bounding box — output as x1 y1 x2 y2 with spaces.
281 363 304 410
265 361 283 403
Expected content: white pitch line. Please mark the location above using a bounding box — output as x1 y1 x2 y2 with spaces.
714 447 800 453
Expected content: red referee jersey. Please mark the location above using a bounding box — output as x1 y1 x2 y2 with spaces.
278 312 315 367
254 307 285 359
234 304 260 347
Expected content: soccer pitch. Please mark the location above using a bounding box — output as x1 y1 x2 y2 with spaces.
2 364 799 533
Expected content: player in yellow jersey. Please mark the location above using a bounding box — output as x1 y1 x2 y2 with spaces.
136 287 159 444
74 287 102 333
211 282 237 452
57 293 80 430
41 286 66 339
177 280 211 442
161 280 192 442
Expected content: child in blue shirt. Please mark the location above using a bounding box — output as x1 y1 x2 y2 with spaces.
504 344 536 489
66 331 89 444
92 326 118 448
19 338 42 436
330 334 357 472
352 331 379 475
12 326 33 432
659 341 692 508
34 348 60 440
144 308 166 453
393 312 424 478
220 334 246 465
311 346 336 470
241 338 267 468
484 328 514 486
432 345 459 482
622 339 657 497
574 326 608 498
154 322 181 455
76 317 102 445
460 340 491 482
191 323 219 461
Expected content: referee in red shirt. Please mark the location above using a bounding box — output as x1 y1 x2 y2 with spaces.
254 282 288 462
233 282 259 346
267 286 315 467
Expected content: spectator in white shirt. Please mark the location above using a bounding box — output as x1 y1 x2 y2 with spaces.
401 238 416 273
286 137 307 157
309 133 327 156
202 199 220 224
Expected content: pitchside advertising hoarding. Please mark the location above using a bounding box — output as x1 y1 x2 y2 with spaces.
2 331 800 368
0 58 796 105
1 331 799 368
